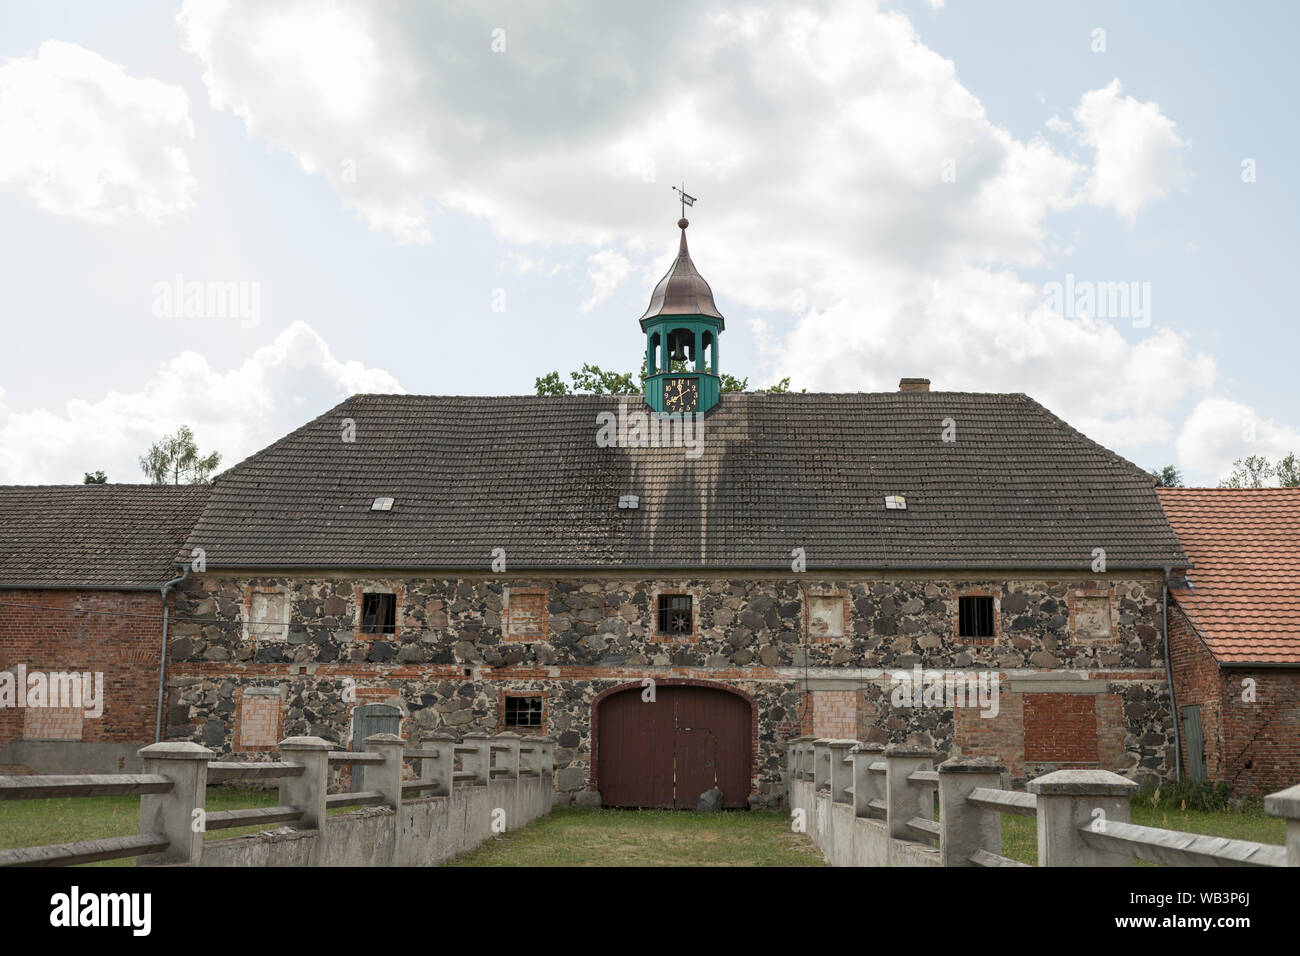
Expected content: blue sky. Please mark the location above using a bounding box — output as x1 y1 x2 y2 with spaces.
0 0 1295 485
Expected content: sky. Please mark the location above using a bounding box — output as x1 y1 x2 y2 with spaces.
0 0 1296 487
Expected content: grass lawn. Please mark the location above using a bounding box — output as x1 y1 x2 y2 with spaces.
2 788 1284 867
999 803 1284 865
0 787 326 866
446 806 827 866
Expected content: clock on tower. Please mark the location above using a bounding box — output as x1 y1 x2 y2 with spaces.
663 377 699 413
639 205 725 416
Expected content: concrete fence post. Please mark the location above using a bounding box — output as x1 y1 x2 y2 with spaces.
494 731 522 781
536 735 556 776
789 735 814 786
279 736 331 830
812 738 832 793
850 742 885 817
364 732 406 810
937 756 1006 867
419 731 456 796
1262 783 1300 867
1027 769 1138 866
829 739 855 804
885 745 935 843
463 731 492 786
137 741 213 865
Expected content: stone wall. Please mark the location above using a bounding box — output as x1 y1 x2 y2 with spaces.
164 570 1174 802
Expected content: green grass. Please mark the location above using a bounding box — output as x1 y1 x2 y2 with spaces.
0 787 364 866
446 806 827 866
999 803 1285 865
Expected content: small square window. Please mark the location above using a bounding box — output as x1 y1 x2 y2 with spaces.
657 593 693 635
504 696 543 728
958 595 995 639
361 593 397 634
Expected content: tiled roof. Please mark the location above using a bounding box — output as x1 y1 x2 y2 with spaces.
1157 488 1300 665
0 485 211 589
180 391 1185 572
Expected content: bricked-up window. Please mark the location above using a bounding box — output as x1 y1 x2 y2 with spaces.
361 593 397 634
958 596 995 639
504 695 543 728
658 594 693 635
505 588 548 642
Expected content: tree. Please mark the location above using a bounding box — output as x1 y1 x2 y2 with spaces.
82 471 107 484
1277 452 1300 487
1218 454 1276 488
1148 465 1183 487
534 363 792 396
139 425 221 485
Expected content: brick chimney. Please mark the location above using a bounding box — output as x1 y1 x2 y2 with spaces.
898 377 931 393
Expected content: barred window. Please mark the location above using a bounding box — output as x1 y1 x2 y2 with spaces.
360 592 397 634
657 593 693 635
958 595 995 639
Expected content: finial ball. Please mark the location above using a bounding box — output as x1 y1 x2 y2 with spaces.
678 217 689 229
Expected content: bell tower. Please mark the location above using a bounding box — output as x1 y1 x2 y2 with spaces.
640 210 725 415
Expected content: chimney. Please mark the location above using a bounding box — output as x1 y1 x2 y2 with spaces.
898 377 930 393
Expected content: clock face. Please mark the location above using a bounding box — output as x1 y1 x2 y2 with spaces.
663 377 699 412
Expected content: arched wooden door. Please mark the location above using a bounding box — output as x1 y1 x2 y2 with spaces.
595 684 752 809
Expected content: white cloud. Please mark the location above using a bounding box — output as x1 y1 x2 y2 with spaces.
0 322 402 484
1068 78 1189 224
581 250 632 312
0 40 196 224
1176 398 1300 485
175 1 1279 472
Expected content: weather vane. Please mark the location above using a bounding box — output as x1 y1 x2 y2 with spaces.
672 182 697 221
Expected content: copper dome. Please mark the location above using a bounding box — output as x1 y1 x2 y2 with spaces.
637 219 725 329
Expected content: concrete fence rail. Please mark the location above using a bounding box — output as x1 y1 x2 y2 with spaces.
787 736 1300 868
0 731 555 867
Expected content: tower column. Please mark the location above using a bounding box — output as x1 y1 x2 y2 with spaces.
646 333 656 376
694 328 704 372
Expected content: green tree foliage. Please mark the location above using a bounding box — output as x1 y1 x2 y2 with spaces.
534 363 794 395
139 425 221 485
1148 465 1183 487
1218 454 1278 488
82 470 107 484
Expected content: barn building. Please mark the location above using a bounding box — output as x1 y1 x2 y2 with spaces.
146 216 1189 806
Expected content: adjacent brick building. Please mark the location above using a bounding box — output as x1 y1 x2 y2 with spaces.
1158 488 1300 795
0 485 209 772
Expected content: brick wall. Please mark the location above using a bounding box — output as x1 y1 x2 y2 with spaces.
0 589 165 749
1167 601 1300 795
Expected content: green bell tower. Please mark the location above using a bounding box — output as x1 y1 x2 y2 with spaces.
639 214 725 415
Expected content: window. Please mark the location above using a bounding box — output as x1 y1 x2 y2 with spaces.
504 695 543 729
360 592 397 634
657 593 693 635
958 595 995 639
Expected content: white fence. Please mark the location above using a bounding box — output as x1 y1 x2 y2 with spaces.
0 731 555 867
787 736 1299 867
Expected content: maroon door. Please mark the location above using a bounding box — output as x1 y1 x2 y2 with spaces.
596 684 752 809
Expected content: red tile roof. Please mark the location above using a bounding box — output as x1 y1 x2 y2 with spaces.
1157 488 1300 665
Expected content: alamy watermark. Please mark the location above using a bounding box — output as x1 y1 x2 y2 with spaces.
152 273 261 328
889 665 1000 719
596 402 704 459
1042 274 1151 328
0 666 104 717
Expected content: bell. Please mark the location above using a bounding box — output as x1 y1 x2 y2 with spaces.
670 341 687 363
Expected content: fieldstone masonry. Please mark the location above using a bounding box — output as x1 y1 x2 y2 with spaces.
165 571 1175 804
